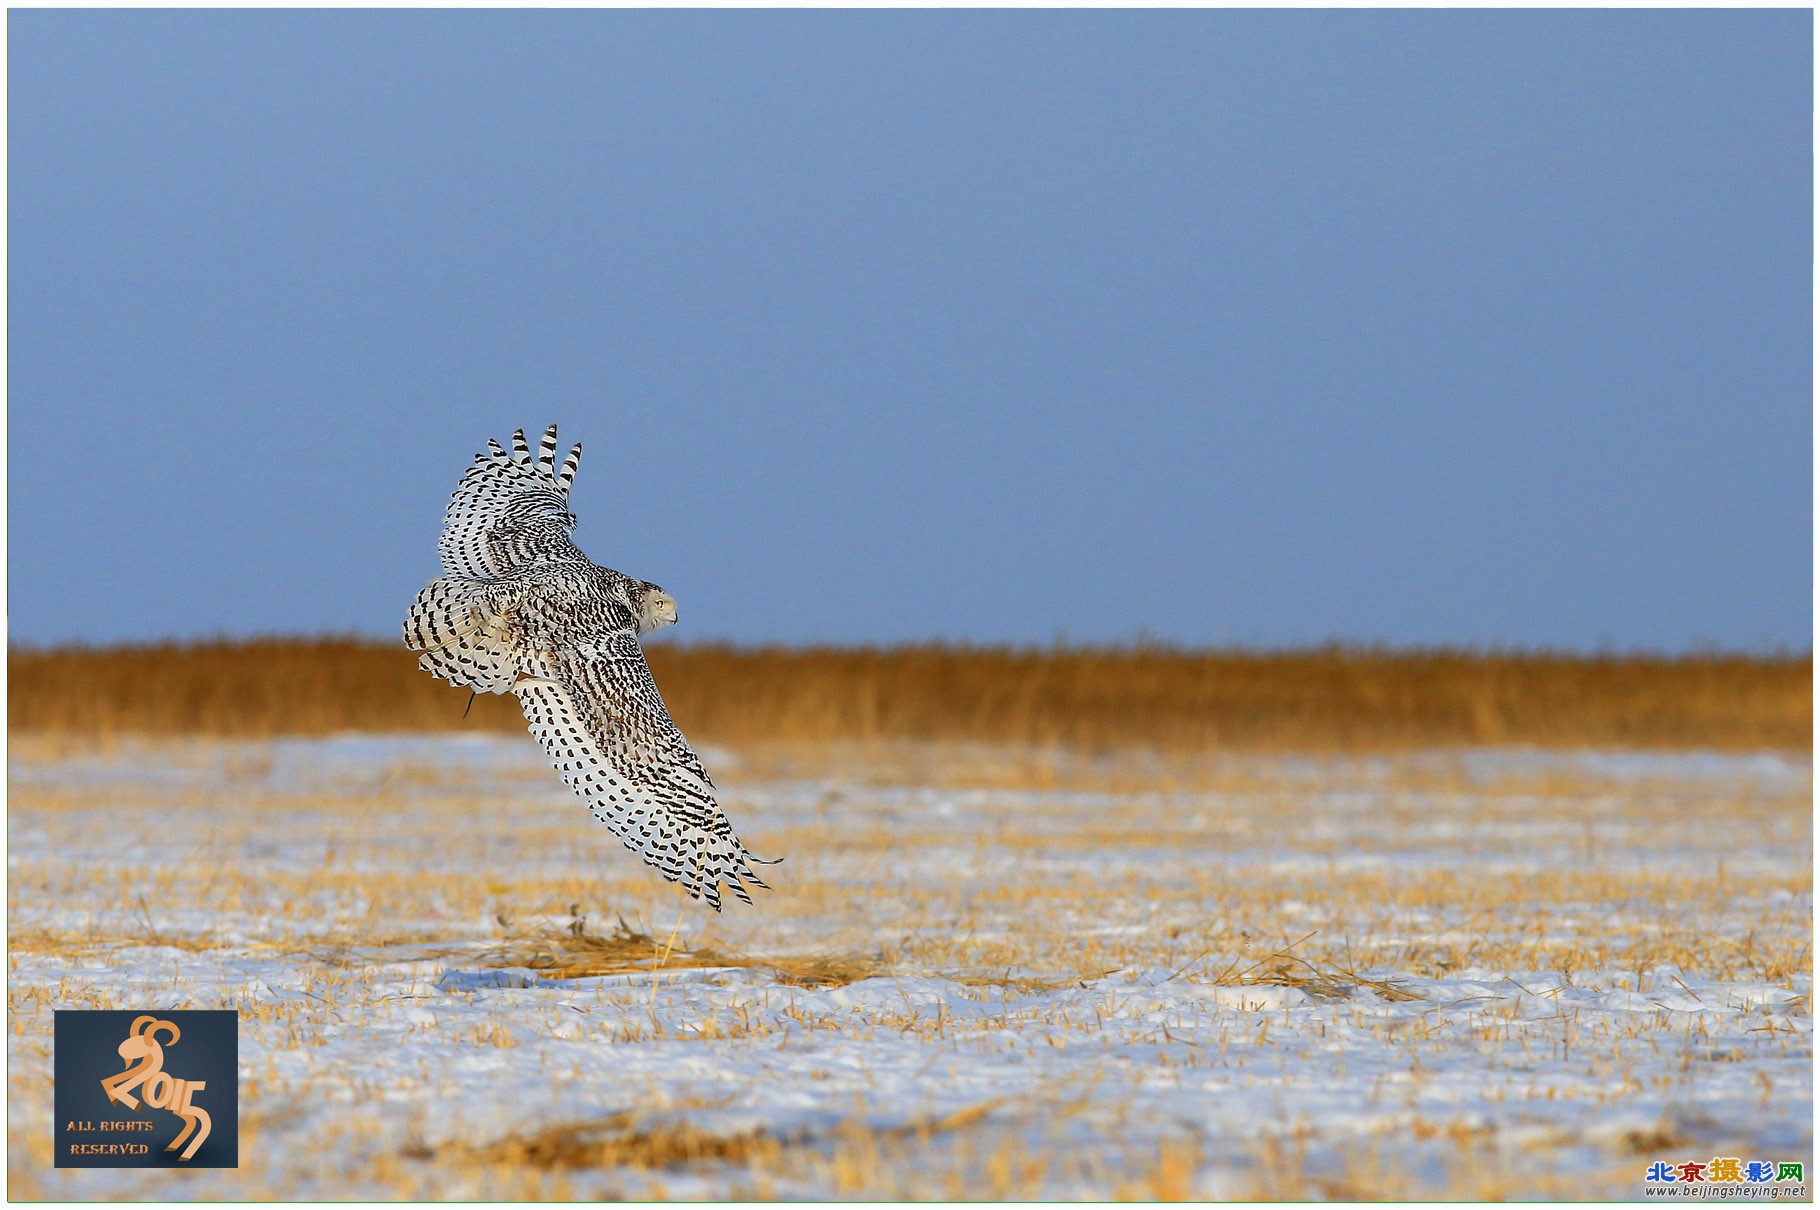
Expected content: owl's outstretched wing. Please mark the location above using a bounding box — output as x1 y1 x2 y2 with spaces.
439 423 586 578
512 630 774 910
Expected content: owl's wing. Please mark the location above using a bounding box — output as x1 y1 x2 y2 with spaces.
439 423 586 578
512 630 774 910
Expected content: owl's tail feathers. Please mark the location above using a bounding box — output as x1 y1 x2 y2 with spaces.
403 578 519 694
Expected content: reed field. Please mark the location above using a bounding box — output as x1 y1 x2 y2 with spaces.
8 637 1811 750
6 639 1812 1199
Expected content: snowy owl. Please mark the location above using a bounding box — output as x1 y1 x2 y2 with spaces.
403 424 774 909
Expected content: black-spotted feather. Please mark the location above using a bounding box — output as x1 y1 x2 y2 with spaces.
405 422 773 911
514 635 771 910
438 423 584 578
402 578 520 694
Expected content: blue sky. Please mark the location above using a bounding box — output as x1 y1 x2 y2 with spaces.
9 10 1811 651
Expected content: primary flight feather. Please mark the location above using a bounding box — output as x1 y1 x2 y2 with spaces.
403 423 774 910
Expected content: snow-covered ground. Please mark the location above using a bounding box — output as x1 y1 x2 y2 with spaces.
8 735 1811 1199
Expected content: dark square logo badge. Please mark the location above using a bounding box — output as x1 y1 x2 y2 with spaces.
54 1010 238 1168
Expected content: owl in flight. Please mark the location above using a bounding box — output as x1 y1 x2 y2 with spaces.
403 424 774 910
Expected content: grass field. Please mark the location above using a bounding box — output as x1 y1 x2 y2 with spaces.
7 686 1812 1198
9 638 1811 750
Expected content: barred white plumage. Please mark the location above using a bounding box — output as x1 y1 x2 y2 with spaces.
403 423 775 909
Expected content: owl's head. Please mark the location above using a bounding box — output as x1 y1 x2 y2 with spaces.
632 582 678 636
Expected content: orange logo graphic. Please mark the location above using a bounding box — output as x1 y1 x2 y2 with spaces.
98 1016 211 1161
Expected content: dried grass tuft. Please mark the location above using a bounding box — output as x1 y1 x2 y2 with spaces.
458 1111 781 1172
441 1097 1009 1178
1185 930 1428 1002
482 917 886 988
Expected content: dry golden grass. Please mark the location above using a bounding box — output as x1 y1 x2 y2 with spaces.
444 1096 1007 1182
423 1093 1208 1201
457 1111 781 1172
9 636 1810 750
474 917 887 988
